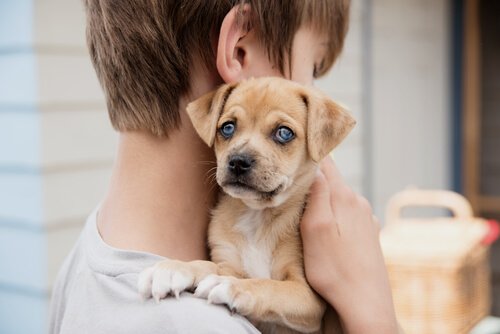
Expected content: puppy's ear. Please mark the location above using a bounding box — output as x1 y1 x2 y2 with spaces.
186 83 236 147
301 88 356 162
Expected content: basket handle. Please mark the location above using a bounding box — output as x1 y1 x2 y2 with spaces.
385 189 474 225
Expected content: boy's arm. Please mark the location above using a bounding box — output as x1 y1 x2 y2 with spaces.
301 157 401 334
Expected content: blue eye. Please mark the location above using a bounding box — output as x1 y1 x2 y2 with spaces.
275 126 295 144
220 121 236 138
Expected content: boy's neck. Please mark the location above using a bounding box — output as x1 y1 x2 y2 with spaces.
97 111 218 261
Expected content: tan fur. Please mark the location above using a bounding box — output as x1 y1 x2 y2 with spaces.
139 77 355 333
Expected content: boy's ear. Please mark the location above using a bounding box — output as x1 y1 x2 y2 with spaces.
217 4 252 83
300 88 356 162
186 83 236 147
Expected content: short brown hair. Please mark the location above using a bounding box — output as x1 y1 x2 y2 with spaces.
83 0 350 136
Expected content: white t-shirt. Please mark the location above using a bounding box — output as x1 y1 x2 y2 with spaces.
49 208 260 334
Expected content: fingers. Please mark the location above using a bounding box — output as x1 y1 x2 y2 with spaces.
303 170 332 221
320 155 345 190
372 215 382 233
320 157 354 207
320 156 375 220
320 157 357 211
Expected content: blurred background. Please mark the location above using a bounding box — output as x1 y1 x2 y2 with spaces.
0 0 498 333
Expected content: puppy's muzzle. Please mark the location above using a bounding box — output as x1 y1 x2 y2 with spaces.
228 154 255 177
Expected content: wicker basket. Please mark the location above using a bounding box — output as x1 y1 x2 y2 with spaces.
380 189 495 334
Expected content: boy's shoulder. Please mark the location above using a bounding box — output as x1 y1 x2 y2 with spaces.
49 210 260 334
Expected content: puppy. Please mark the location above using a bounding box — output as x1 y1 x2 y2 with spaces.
138 77 356 333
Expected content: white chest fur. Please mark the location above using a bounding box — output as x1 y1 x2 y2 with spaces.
235 209 272 279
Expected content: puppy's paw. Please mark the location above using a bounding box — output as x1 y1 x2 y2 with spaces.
137 260 195 302
194 274 225 299
194 275 253 314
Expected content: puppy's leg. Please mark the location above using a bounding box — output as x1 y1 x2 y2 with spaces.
195 276 326 333
138 259 244 301
138 260 215 301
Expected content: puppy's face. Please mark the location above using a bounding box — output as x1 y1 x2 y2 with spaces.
212 81 309 207
187 78 355 209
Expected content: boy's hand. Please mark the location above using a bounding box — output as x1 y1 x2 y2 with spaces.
300 157 399 334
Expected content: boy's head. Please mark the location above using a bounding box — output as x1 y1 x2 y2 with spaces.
83 0 350 137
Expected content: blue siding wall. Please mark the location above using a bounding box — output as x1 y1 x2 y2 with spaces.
0 289 48 334
0 0 33 49
0 54 37 107
0 1 49 333
0 112 40 167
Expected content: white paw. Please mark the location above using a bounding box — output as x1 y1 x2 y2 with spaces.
194 274 226 299
207 281 233 306
194 275 239 310
137 266 155 299
137 262 194 302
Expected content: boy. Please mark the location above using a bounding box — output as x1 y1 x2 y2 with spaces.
49 1 400 333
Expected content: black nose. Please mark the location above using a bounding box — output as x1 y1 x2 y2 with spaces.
228 154 255 176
